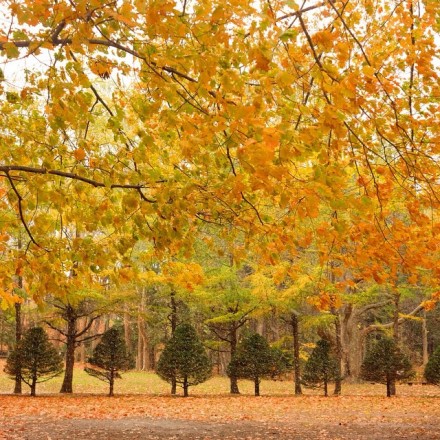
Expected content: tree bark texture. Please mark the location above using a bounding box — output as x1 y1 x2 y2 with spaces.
291 314 302 395
13 302 22 394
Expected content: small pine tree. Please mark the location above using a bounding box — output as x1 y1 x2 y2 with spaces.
424 346 440 385
157 323 211 397
361 337 414 397
4 327 63 396
85 327 133 396
227 333 291 396
302 339 339 396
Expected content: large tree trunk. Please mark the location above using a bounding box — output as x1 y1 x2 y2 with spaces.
422 310 429 366
341 300 394 382
229 322 240 394
331 300 342 396
60 313 76 393
389 292 400 397
13 302 22 394
291 314 302 395
340 304 365 381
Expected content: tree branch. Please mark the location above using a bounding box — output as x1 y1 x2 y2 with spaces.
363 303 425 335
44 320 68 338
0 165 162 193
276 2 326 21
4 171 41 248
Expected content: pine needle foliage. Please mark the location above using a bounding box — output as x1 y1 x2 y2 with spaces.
4 327 63 396
361 337 414 397
424 346 440 386
84 327 133 396
302 339 339 396
227 333 291 396
157 323 211 397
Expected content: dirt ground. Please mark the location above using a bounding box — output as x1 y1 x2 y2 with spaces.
1 392 440 439
2 416 439 440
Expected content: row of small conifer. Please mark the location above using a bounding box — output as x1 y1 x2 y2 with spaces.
4 324 440 397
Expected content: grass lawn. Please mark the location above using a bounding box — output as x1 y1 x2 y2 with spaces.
0 360 439 397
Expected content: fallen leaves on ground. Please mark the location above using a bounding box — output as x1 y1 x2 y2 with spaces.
1 391 440 431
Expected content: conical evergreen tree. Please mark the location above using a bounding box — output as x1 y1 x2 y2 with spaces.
4 327 63 396
361 337 414 397
302 339 339 396
85 327 133 396
157 323 211 397
227 333 291 396
424 346 440 385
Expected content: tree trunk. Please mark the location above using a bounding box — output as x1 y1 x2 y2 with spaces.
341 305 365 381
324 377 328 397
389 292 400 397
13 302 22 394
149 345 156 370
290 314 302 395
229 322 240 394
254 377 260 396
183 375 189 397
331 300 342 396
30 378 37 397
136 313 144 370
109 370 114 397
170 290 177 395
60 313 77 393
138 320 148 370
80 343 86 363
124 307 132 354
422 311 429 366
386 376 391 397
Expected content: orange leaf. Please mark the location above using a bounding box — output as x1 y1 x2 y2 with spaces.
74 148 86 161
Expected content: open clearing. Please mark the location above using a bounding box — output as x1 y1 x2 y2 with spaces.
0 375 439 439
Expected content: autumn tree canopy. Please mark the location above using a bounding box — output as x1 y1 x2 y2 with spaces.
0 0 439 307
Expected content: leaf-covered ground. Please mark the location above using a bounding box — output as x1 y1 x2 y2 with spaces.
1 366 440 439
1 392 440 439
